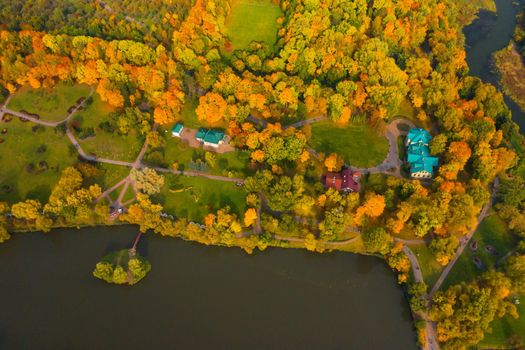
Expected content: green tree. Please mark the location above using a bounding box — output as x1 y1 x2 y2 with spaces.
362 227 391 254
130 168 165 195
505 254 525 294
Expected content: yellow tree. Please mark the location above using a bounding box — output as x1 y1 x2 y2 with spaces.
324 153 343 172
243 208 257 227
196 92 228 125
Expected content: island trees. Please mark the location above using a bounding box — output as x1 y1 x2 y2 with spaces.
93 249 151 286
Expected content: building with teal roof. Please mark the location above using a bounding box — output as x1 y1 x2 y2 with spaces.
196 128 226 148
406 128 438 179
406 128 432 146
171 123 184 137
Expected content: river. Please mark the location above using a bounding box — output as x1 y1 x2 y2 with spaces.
0 226 418 350
465 0 525 131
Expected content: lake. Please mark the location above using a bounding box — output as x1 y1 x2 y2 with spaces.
0 225 418 349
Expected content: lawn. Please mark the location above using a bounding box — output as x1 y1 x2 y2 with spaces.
157 174 247 222
8 84 91 122
180 98 201 128
225 0 282 51
443 214 515 288
409 243 444 287
87 163 130 191
309 122 389 168
479 295 525 349
73 94 144 162
0 118 77 203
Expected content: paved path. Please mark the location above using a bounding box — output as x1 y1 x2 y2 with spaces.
273 233 360 247
247 115 328 130
153 166 244 183
96 177 128 203
284 116 328 129
0 87 94 127
394 237 427 245
0 95 12 122
429 177 499 296
403 244 441 350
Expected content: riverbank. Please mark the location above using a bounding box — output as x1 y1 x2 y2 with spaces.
494 43 525 112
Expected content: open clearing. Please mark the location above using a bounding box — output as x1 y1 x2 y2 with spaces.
73 94 144 162
309 122 389 168
443 214 514 288
0 118 77 203
409 243 443 287
225 0 282 51
479 295 524 349
8 84 91 122
157 174 247 222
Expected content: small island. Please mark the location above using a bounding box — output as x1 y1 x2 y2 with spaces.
93 248 151 286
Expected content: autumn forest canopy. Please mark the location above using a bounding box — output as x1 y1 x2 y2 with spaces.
1 0 525 348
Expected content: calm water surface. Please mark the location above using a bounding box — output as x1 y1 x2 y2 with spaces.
465 0 525 131
0 226 418 350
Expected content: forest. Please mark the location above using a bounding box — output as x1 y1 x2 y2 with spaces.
0 0 524 349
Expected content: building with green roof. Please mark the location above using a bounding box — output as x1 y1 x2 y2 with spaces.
406 128 439 179
171 123 184 137
196 128 226 148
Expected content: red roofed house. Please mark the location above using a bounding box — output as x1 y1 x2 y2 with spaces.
324 168 361 192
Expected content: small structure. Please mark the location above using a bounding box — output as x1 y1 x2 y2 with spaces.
171 123 184 137
324 167 360 193
196 128 226 148
406 128 439 179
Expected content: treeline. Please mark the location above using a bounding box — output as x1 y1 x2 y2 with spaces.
0 0 149 44
0 0 192 48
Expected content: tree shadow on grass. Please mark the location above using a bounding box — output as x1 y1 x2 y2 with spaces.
25 184 51 203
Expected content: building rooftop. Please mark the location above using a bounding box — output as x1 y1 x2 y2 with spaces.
325 168 360 192
196 128 225 145
406 128 438 176
172 123 183 134
407 128 432 146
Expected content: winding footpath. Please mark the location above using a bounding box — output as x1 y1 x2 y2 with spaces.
429 177 499 296
0 87 94 127
403 244 440 350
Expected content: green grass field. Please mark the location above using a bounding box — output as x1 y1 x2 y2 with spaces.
309 122 389 168
157 174 247 222
74 94 144 162
409 243 444 287
180 98 201 128
0 118 77 203
479 295 525 349
444 215 515 288
225 0 282 50
8 84 91 122
83 163 130 191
